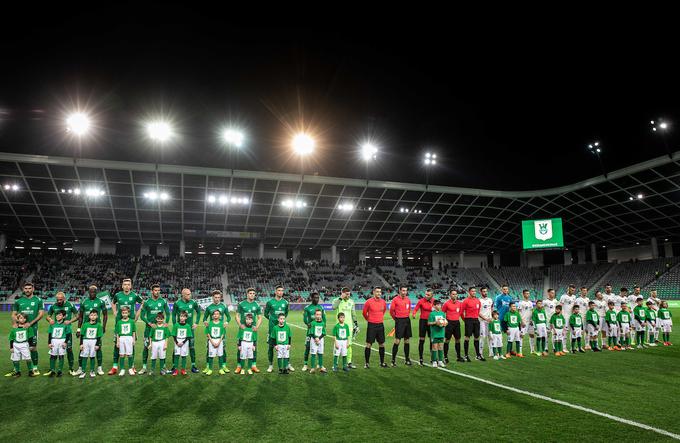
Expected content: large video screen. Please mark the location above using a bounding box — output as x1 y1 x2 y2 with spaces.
521 218 564 249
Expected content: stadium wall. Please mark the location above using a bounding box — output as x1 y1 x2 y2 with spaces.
608 245 654 263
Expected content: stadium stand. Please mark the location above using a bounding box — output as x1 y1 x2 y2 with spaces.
486 266 544 298
549 263 614 296
600 257 680 292
645 262 680 299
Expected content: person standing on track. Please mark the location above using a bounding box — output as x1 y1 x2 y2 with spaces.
461 286 485 362
363 287 387 368
332 287 358 369
389 285 413 366
412 288 434 366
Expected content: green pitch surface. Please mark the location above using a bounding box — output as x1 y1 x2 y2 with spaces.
1 310 680 442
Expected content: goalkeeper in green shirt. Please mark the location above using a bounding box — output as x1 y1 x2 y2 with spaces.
332 288 358 369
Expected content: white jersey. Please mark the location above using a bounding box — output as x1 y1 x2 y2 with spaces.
574 297 590 316
479 297 493 321
560 294 575 317
518 300 534 324
616 295 627 311
593 299 607 317
604 293 618 311
647 297 661 310
543 298 558 322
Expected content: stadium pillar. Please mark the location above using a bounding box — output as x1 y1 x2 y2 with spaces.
258 241 264 259
331 245 338 264
179 240 185 257
577 248 586 264
665 242 673 258
651 237 659 259
93 236 101 255
492 253 500 268
563 250 571 265
590 243 597 263
0 233 6 253
520 250 528 267
459 250 465 268
397 248 403 266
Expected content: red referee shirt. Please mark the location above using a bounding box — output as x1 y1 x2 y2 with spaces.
363 297 387 323
413 297 433 320
461 296 481 319
442 299 462 321
390 296 412 319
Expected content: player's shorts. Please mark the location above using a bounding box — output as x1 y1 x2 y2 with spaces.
445 320 461 340
661 319 673 333
535 323 547 338
571 328 582 339
507 327 521 342
479 320 490 337
174 340 189 357
632 320 645 332
600 318 608 333
239 341 254 360
586 324 599 337
310 337 325 354
464 318 481 338
118 335 134 355
394 317 412 339
80 338 97 358
418 318 431 338
656 319 664 330
334 339 348 357
151 341 166 360
49 338 66 357
646 322 656 333
276 344 290 359
619 323 630 336
208 340 224 358
366 322 385 344
490 333 502 348
606 324 619 338
552 329 564 342
432 337 444 344
11 342 31 361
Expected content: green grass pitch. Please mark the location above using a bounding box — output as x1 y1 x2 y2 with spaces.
1 310 679 442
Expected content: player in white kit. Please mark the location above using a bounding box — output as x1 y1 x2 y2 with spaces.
543 289 558 352
647 290 662 344
478 287 494 358
574 287 590 348
559 284 576 350
593 291 608 349
518 290 535 355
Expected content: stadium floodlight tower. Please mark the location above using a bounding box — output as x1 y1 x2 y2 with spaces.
587 141 607 179
291 132 315 211
65 111 92 160
423 152 437 188
650 119 672 158
361 142 378 183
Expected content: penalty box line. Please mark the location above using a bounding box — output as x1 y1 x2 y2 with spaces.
288 322 680 440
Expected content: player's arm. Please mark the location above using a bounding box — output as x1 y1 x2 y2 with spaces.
202 306 210 323
332 298 340 310
263 301 271 321
362 302 369 321
412 299 421 318
224 308 231 323
389 300 396 320
45 305 55 324
255 314 263 330
235 310 242 328
163 302 170 323
134 301 142 322
194 302 202 325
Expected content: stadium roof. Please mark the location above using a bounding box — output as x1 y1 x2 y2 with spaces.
1 150 679 253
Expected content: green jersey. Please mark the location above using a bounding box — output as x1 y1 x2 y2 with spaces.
303 304 326 330
151 326 171 342
617 311 631 325
203 303 231 323
586 310 599 326
13 296 43 329
48 301 77 321
173 299 201 325
9 326 35 344
504 311 521 328
81 322 103 340
550 313 565 330
264 298 289 326
172 323 194 340
237 300 262 325
113 291 143 321
569 313 583 329
646 308 657 322
80 296 107 320
428 310 446 339
115 318 136 337
633 305 647 322
48 322 72 340
238 326 257 342
332 297 356 324
205 321 226 340
308 320 326 338
271 323 292 345
332 323 351 340
141 297 170 328
658 308 672 320
489 319 502 334
605 310 618 324
532 308 547 325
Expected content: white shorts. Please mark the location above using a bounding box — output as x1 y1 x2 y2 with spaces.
507 327 521 342
600 318 608 333
49 338 66 356
479 320 489 338
606 324 619 338
208 340 224 358
552 329 564 342
334 339 348 357
310 337 325 354
80 338 97 358
276 344 290 359
535 323 547 338
151 341 166 360
490 333 503 348
239 341 254 360
646 322 656 333
118 335 134 356
632 320 646 332
11 342 30 361
521 323 534 336
174 340 189 357
619 324 630 336
661 319 673 333
656 319 664 330
571 328 582 339
586 324 599 337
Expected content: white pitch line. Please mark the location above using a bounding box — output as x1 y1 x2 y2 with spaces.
288 321 680 440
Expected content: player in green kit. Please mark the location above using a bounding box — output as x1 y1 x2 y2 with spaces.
658 301 673 346
115 306 137 376
332 287 358 369
46 311 71 377
172 288 202 373
202 290 231 374
302 292 326 371
6 313 35 377
148 312 171 375
427 299 447 367
12 282 44 375
569 305 585 353
79 310 103 378
308 309 327 374
264 285 291 373
645 301 659 346
618 304 633 350
489 311 504 360
235 288 262 373
204 310 227 375
504 302 523 358
332 312 351 371
531 299 548 356
77 285 108 375
632 297 648 349
45 291 77 375
604 301 621 350
139 284 171 374
108 278 143 375
237 313 257 375
172 311 193 376
549 305 566 356
271 313 292 374
585 301 602 352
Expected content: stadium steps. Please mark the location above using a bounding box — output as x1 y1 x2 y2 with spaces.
372 269 390 289
479 268 501 293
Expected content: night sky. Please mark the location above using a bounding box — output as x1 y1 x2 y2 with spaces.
1 8 678 190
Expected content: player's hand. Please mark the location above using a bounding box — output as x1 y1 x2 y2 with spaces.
80 345 84 351
204 322 209 327
95 346 100 351
48 344 53 349
191 324 197 330
151 323 157 329
61 343 66 349
64 320 71 325
48 318 55 325
335 343 339 349
238 346 242 351
253 326 258 332
240 324 245 330
275 345 279 351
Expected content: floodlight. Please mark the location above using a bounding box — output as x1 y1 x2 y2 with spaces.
292 133 315 155
66 112 91 136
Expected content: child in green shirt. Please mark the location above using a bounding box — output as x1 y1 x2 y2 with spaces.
332 312 351 371
658 301 673 345
79 310 103 378
569 305 584 353
489 310 504 360
549 305 566 356
531 300 548 356
617 304 632 350
271 313 292 374
308 309 327 374
47 311 72 377
427 299 447 367
205 310 227 376
604 301 620 350
237 313 257 375
645 301 658 346
632 298 648 348
6 313 35 377
585 301 601 352
172 311 193 376
115 306 137 376
504 302 523 358
149 312 170 375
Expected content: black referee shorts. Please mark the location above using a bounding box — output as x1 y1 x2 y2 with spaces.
366 322 386 344
464 318 481 338
394 317 412 339
445 320 461 340
418 318 431 338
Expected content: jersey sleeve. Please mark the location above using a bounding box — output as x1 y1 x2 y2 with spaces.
224 308 232 323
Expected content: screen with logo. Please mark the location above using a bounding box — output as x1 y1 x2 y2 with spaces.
521 218 564 249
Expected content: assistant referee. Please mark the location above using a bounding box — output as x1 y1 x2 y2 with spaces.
389 285 412 366
461 286 486 362
363 287 388 368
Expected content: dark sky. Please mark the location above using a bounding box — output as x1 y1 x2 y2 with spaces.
1 8 678 190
